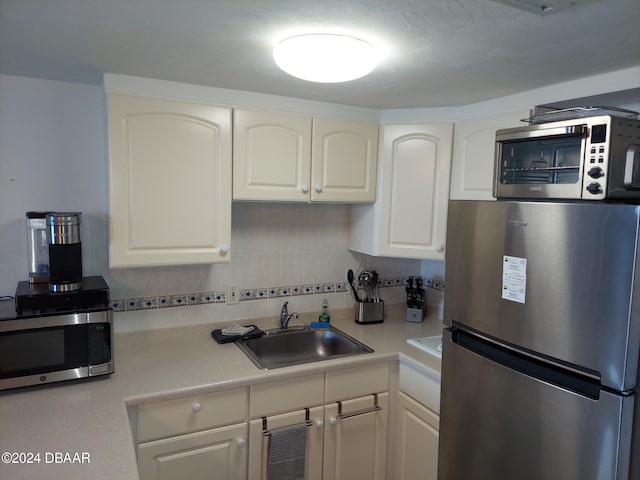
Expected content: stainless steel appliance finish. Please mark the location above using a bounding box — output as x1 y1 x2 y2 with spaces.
493 115 640 201
439 200 640 480
46 212 83 292
236 326 373 370
0 308 113 391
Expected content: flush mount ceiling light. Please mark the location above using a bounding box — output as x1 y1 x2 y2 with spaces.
273 33 378 83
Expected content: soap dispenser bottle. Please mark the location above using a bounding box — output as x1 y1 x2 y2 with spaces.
319 298 331 323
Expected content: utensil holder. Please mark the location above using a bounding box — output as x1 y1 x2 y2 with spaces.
355 301 384 324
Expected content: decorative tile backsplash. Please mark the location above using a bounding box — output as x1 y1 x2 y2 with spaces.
111 276 445 312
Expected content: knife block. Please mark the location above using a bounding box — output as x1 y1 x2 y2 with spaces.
406 290 427 323
406 306 426 323
355 300 384 324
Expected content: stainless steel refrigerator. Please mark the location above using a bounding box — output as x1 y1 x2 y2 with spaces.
439 200 640 480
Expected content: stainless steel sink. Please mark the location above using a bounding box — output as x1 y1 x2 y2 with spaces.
236 326 374 370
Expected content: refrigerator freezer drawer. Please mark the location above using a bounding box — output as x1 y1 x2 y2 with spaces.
438 333 635 480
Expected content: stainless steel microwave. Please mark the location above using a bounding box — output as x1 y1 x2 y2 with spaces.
493 115 640 200
0 308 113 391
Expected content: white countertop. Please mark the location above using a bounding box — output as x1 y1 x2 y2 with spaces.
0 308 442 480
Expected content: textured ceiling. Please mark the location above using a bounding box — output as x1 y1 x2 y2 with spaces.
1 0 639 108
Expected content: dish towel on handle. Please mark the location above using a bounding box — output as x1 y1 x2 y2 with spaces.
267 423 307 480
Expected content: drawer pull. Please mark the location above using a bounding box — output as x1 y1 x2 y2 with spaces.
192 402 203 413
337 393 381 420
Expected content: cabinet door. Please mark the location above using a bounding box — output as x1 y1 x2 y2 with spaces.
107 94 232 267
248 407 324 480
233 108 312 201
396 391 439 480
311 118 378 203
137 423 247 480
449 110 529 200
323 393 389 480
350 123 452 259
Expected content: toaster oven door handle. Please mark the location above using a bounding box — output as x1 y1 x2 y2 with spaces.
496 125 588 141
624 145 640 189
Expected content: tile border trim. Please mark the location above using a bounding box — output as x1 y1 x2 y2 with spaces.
111 276 445 312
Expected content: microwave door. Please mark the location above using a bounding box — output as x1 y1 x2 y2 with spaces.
494 127 587 199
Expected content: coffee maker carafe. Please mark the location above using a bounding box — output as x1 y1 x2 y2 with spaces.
46 212 83 292
26 211 53 284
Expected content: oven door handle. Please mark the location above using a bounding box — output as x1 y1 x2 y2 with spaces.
496 125 588 142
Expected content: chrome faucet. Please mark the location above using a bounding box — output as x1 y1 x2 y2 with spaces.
280 301 298 330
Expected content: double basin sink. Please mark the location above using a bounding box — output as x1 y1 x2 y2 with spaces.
236 326 374 370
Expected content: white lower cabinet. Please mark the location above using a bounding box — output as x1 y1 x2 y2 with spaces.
395 392 439 480
323 364 390 480
395 363 441 480
137 423 248 480
248 407 325 480
323 393 389 480
248 364 390 480
134 363 398 480
248 373 325 480
135 388 248 480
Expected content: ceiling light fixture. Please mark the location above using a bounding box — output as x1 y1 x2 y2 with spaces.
273 33 378 83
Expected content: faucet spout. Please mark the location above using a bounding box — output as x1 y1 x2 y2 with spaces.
280 301 298 330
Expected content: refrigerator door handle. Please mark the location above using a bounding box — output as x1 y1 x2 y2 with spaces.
450 325 602 400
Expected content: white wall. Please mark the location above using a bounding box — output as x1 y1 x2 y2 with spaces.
0 74 109 293
381 66 640 123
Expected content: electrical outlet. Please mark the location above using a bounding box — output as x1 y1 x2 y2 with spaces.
226 284 239 305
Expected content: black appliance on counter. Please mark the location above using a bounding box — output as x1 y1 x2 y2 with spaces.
0 276 113 392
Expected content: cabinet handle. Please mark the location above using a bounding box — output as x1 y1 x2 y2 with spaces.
329 417 338 425
301 184 309 194
219 245 229 255
237 438 246 448
314 184 323 193
316 420 324 429
435 243 444 253
192 402 203 413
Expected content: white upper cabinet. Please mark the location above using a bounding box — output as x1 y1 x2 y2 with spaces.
311 117 378 203
233 108 378 203
233 109 312 202
449 110 529 200
107 93 232 267
349 123 453 260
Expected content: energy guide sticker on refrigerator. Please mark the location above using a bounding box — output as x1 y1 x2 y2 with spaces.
502 255 526 304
